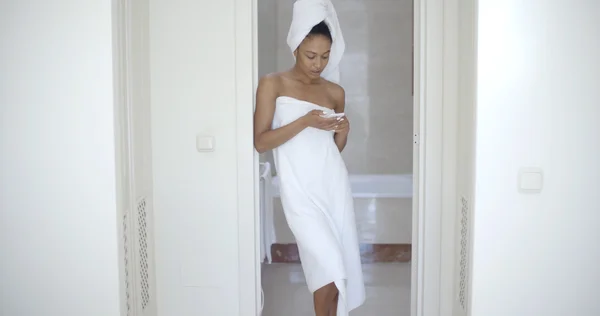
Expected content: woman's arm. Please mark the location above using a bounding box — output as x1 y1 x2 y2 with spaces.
332 86 349 152
253 76 309 154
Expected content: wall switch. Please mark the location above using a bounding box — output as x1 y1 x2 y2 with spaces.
196 135 215 152
518 167 543 193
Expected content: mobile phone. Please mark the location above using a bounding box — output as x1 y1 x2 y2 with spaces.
320 112 345 119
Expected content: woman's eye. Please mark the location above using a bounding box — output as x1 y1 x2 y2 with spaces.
307 55 315 60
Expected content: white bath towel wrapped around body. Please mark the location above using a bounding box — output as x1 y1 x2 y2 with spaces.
272 97 365 315
272 3 366 314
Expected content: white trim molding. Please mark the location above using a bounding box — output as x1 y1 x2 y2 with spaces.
413 0 445 315
235 0 259 315
413 0 460 315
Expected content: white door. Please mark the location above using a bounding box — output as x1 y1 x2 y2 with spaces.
147 0 256 315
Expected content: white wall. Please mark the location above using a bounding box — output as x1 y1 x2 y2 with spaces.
149 0 247 315
0 1 121 316
471 1 600 315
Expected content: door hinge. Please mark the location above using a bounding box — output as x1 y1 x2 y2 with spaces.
413 133 420 145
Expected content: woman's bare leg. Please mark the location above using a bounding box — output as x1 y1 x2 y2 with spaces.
329 292 339 316
313 282 339 316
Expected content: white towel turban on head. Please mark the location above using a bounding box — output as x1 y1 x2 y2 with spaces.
287 0 346 84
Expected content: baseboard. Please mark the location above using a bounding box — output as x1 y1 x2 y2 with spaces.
270 243 411 263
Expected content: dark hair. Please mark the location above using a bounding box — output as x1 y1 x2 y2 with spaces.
308 21 332 42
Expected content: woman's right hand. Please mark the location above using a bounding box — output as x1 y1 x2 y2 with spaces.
301 110 341 131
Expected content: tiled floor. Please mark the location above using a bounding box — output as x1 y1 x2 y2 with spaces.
261 263 411 316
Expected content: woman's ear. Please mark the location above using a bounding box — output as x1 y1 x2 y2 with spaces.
293 49 298 58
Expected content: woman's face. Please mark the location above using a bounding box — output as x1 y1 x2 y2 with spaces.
294 35 332 79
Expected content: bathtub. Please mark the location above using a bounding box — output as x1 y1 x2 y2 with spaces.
271 173 413 199
259 172 414 261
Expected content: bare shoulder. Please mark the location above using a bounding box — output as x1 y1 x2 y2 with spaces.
255 73 284 117
258 72 283 93
324 80 345 110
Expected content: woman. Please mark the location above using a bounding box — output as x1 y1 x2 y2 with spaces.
253 6 366 315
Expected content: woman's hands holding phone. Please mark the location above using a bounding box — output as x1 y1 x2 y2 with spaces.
302 110 345 131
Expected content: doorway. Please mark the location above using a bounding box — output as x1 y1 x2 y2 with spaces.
256 0 414 315
235 0 460 315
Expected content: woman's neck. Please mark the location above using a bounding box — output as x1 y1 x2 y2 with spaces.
290 66 320 85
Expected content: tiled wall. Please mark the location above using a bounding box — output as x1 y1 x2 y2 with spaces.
259 0 414 244
257 0 278 167
273 0 414 175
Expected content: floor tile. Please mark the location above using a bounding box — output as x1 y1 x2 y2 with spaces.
261 263 411 316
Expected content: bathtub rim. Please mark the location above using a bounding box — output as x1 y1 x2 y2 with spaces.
270 173 414 199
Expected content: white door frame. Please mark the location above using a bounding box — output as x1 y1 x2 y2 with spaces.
113 1 160 315
234 0 458 315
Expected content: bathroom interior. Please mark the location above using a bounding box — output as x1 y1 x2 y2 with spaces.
257 0 415 315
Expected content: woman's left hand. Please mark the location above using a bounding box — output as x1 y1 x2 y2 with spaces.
332 116 350 136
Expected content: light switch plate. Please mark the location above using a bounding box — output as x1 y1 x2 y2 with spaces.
518 167 543 193
196 135 215 152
